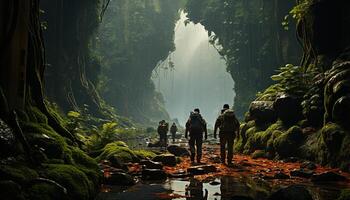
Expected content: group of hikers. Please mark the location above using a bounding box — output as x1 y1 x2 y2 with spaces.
157 120 178 145
157 104 240 166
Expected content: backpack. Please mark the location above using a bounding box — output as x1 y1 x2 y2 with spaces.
189 112 204 133
220 109 239 133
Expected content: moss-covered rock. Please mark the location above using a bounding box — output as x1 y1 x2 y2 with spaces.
96 141 139 163
0 164 38 184
26 182 67 200
40 164 94 200
273 126 303 158
133 150 157 160
251 150 267 159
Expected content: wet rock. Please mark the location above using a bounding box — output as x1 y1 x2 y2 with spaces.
139 160 163 169
152 154 177 167
252 150 267 159
168 170 191 178
109 155 128 170
141 169 167 180
104 172 135 186
311 171 347 182
300 161 317 170
274 172 290 179
167 145 190 156
273 95 303 125
249 101 277 126
267 185 313 200
290 169 314 178
187 165 217 175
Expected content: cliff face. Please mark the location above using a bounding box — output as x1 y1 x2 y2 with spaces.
97 0 184 124
185 0 301 118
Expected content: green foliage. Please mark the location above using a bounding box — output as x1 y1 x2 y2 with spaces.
290 0 313 21
338 189 350 200
0 164 38 184
133 149 157 159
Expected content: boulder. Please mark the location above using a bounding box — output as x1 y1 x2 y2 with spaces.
152 154 177 167
187 165 217 175
141 169 167 180
267 185 313 200
139 160 163 169
104 172 135 186
311 171 347 182
273 95 303 125
290 169 314 178
168 170 191 178
300 161 317 170
167 145 190 156
108 155 128 171
249 101 277 126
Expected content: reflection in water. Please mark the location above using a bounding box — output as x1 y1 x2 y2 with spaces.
185 178 208 200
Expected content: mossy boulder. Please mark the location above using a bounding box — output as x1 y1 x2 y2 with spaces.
40 164 94 200
96 142 139 163
0 164 38 184
249 101 277 126
273 126 304 158
133 149 157 160
251 150 267 159
26 182 68 200
273 95 303 125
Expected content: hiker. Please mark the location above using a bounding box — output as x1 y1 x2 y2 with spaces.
185 108 208 163
170 122 178 143
214 104 240 165
157 120 168 146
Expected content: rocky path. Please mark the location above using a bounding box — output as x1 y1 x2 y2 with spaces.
97 143 350 200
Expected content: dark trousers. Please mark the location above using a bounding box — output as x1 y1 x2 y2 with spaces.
189 133 203 162
171 132 176 142
219 133 234 163
160 134 167 146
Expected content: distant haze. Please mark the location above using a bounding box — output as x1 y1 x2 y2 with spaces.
152 12 235 127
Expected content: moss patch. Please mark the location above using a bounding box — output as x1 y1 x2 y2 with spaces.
134 150 157 160
273 126 303 158
41 164 93 200
338 189 350 200
0 164 38 184
96 141 139 163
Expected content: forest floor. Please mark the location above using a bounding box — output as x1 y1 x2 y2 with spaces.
97 143 350 200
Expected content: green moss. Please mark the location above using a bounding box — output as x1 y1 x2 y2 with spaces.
27 106 48 124
273 126 303 158
114 141 129 147
26 182 66 200
133 150 157 160
21 122 67 160
0 164 38 184
251 150 267 159
96 142 138 163
41 164 93 200
338 189 350 200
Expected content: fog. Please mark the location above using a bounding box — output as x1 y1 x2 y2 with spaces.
152 12 235 126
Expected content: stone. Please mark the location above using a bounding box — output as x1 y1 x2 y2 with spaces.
290 169 314 178
167 145 190 156
273 95 303 125
300 161 317 170
187 165 217 175
152 154 177 167
139 160 163 169
141 169 167 180
311 171 347 182
267 185 313 200
168 170 191 178
109 155 128 171
249 101 277 126
104 172 135 186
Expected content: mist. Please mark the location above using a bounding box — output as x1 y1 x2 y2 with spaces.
152 12 235 126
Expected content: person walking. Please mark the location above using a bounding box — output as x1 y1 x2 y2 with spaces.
170 122 178 143
185 108 207 163
214 104 240 165
157 120 168 147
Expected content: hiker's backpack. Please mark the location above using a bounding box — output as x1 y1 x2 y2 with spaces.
189 112 204 133
220 109 239 134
